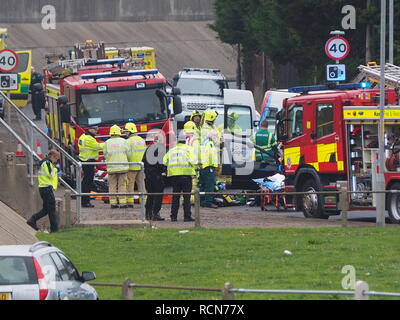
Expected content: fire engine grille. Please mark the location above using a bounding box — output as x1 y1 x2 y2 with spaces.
186 102 221 110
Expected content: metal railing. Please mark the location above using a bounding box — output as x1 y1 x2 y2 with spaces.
90 279 400 300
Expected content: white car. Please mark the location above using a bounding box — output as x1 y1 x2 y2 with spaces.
0 241 98 300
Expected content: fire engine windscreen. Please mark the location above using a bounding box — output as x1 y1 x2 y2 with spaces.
176 79 228 96
77 88 168 126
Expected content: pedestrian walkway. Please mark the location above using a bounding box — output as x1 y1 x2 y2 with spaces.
0 201 38 245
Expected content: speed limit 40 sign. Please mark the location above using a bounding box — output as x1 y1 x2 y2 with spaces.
0 49 19 73
325 36 350 60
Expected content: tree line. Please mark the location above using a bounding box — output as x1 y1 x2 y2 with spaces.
210 0 400 86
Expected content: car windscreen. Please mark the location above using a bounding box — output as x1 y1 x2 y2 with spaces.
0 256 37 285
76 88 168 126
176 78 228 96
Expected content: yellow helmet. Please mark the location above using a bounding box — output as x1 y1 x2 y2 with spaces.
125 122 137 134
184 121 197 134
228 112 238 121
203 109 218 122
190 110 202 121
110 125 122 136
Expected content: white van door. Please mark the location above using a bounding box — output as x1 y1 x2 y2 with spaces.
221 104 254 176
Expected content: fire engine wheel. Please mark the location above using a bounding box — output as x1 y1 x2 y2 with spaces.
388 183 400 224
301 179 328 219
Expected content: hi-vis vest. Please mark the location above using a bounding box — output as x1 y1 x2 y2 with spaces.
103 137 129 174
253 129 277 160
78 133 104 161
127 135 146 171
38 159 58 190
163 143 196 177
200 139 219 168
186 135 200 166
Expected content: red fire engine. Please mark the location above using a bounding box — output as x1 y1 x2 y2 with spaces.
276 83 400 223
43 54 181 182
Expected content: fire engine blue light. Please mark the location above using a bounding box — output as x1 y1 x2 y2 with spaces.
360 82 371 89
289 83 370 93
183 68 221 73
81 69 159 80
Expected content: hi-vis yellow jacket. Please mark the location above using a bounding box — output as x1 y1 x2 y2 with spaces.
38 159 58 190
163 143 196 177
78 133 104 161
126 135 146 171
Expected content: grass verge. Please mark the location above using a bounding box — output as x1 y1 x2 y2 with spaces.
38 227 400 300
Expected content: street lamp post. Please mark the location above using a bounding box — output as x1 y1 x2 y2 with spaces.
376 0 387 227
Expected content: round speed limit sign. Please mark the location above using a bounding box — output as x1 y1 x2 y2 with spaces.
325 36 350 60
0 49 19 72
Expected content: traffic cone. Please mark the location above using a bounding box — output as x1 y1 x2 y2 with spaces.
36 142 43 159
16 141 24 157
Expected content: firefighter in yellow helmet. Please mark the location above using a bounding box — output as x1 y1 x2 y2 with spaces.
190 110 202 134
103 125 129 209
124 122 147 208
27 150 61 232
184 121 201 204
199 109 220 208
227 111 242 134
78 125 104 208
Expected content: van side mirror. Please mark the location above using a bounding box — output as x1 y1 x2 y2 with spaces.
253 120 260 128
173 96 182 115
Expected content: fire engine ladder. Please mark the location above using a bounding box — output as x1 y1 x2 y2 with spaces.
356 62 400 88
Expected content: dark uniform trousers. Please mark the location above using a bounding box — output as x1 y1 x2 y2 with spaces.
145 173 164 218
199 166 216 207
30 186 58 232
170 175 192 219
82 160 95 205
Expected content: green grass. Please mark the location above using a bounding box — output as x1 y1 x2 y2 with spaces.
38 227 400 300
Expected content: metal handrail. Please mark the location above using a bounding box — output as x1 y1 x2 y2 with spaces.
0 91 79 165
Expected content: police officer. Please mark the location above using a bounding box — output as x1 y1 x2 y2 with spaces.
27 150 61 232
143 134 165 221
252 120 278 163
163 131 196 222
30 66 44 121
124 122 146 208
103 125 129 209
78 125 104 207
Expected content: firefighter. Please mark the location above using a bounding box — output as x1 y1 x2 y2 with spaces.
189 110 202 135
124 122 146 208
27 150 61 232
163 131 196 222
200 109 220 145
103 125 129 209
252 120 278 163
227 111 242 134
143 134 165 221
78 125 104 208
